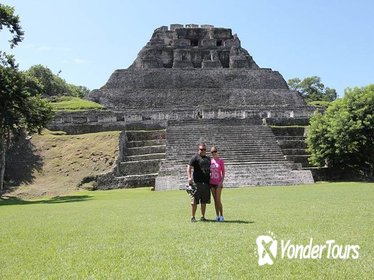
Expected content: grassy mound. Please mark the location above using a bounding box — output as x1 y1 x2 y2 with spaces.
0 182 373 279
49 96 104 111
5 130 120 198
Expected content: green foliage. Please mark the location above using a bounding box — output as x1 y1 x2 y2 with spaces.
0 3 24 48
0 6 54 190
0 183 373 279
25 65 90 98
307 100 332 107
307 85 374 178
0 58 54 135
67 84 90 97
50 96 104 111
288 76 337 102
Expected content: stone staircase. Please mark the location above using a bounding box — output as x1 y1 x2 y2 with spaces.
271 126 312 168
96 126 166 189
155 119 314 190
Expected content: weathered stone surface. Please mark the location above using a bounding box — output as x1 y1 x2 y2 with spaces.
87 24 311 115
155 119 314 190
51 24 317 189
125 24 256 70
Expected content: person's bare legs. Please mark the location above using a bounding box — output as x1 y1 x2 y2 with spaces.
201 203 206 218
191 203 197 220
211 187 219 217
216 187 223 217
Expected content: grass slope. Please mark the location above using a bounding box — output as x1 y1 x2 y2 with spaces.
1 182 373 279
50 97 104 111
6 130 120 198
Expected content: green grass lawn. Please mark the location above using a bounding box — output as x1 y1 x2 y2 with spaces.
0 182 373 279
50 96 104 111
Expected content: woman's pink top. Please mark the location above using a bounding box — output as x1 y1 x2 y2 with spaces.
210 158 225 185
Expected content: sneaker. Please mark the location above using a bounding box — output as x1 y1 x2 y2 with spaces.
191 217 196 223
200 217 207 222
215 216 220 222
219 216 224 222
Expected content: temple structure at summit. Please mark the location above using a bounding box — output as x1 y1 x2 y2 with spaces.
88 24 310 119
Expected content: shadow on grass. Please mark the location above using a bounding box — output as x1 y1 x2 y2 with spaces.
202 219 254 224
0 195 93 206
222 220 254 224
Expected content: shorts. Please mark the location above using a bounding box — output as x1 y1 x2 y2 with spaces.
192 182 211 204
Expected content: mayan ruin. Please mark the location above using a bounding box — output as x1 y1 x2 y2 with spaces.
48 24 316 190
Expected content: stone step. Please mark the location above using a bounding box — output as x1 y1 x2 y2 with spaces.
276 136 306 141
166 126 274 133
172 172 295 181
167 149 285 156
167 137 282 143
167 131 276 136
281 148 309 156
167 126 273 131
166 151 286 157
167 132 278 138
167 138 279 143
96 173 158 189
167 155 285 163
285 155 310 167
126 130 166 141
125 123 166 131
277 140 307 149
156 169 313 190
125 145 166 156
266 118 310 126
167 146 284 152
125 153 166 161
167 158 288 165
168 148 283 153
119 159 164 176
271 127 306 136
158 161 298 173
126 139 166 148
168 126 274 130
168 118 262 126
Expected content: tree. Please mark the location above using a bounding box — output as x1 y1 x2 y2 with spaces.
307 85 374 179
26 65 90 98
288 76 337 102
26 65 68 97
0 5 54 191
0 4 24 48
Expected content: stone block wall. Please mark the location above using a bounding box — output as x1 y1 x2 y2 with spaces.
47 106 315 135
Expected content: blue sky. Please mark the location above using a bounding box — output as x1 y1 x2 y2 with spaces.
2 0 374 96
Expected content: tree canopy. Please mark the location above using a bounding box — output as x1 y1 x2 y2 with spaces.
25 65 90 98
307 85 374 179
288 76 337 103
0 3 24 48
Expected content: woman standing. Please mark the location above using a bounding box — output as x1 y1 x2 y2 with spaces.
210 146 225 222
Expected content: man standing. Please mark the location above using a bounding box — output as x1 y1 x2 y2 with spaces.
187 143 211 222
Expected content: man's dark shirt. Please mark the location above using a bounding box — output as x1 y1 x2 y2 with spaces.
189 154 211 184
